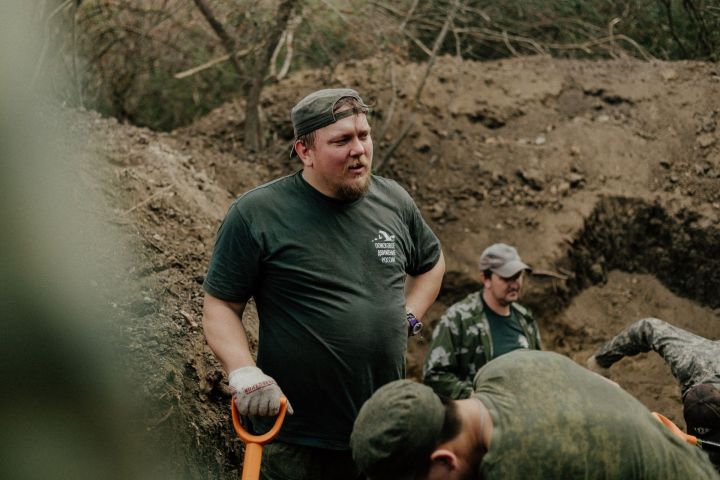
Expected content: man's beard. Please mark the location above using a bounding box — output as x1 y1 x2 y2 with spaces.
336 173 371 201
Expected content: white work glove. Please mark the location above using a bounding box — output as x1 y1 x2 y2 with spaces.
228 366 294 416
586 355 612 378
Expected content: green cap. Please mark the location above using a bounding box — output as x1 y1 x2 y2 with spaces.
350 380 445 479
291 88 368 138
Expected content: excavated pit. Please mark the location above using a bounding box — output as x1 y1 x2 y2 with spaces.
416 195 720 427
564 196 720 309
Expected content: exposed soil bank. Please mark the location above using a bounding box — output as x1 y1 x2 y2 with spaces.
67 55 720 477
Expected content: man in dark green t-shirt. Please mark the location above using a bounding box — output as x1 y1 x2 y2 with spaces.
202 88 445 479
351 350 720 480
423 243 541 399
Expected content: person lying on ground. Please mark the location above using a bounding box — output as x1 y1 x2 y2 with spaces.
351 350 720 480
587 317 720 470
423 243 541 399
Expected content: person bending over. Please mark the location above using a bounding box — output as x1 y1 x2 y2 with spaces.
352 350 719 480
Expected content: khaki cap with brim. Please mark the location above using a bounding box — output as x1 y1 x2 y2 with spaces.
478 243 530 278
350 380 445 480
289 88 368 157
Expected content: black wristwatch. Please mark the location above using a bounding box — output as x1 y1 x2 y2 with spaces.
407 312 423 336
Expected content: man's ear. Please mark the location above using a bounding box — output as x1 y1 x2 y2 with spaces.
295 140 313 167
429 448 460 472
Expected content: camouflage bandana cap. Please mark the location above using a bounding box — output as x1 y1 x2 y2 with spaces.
291 87 368 138
350 380 445 480
684 383 720 439
478 243 531 278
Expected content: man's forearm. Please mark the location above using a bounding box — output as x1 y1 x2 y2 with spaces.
423 370 473 400
202 294 255 373
405 250 445 319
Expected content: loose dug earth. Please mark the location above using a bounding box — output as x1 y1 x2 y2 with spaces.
66 55 720 478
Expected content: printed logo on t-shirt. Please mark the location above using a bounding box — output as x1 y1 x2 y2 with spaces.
371 229 396 264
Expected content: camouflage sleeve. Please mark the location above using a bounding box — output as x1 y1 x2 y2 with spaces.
595 318 667 367
532 316 542 351
515 303 542 350
526 308 542 350
594 317 720 392
422 312 473 400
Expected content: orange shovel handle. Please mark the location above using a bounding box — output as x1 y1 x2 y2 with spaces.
651 412 699 446
231 397 288 480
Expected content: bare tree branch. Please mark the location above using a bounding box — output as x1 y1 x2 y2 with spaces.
318 0 349 24
402 29 432 57
191 0 244 76
453 25 462 58
245 0 299 151
399 0 419 32
369 0 404 17
414 0 461 103
502 29 519 56
377 0 463 172
270 11 303 81
377 58 397 142
173 47 254 80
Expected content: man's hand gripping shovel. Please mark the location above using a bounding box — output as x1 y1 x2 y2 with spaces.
652 412 720 452
232 396 288 480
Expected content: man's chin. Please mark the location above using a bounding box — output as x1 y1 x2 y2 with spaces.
337 175 371 201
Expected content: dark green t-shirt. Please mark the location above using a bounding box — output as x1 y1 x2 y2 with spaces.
204 171 441 449
484 305 529 358
473 350 719 479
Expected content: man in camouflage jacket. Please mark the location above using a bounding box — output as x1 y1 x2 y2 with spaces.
588 317 720 469
423 243 542 399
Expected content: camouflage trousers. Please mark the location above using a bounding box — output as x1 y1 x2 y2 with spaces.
259 441 364 480
595 317 720 395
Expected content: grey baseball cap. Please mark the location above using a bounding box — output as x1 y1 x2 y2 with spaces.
350 380 445 479
479 243 530 278
291 87 368 136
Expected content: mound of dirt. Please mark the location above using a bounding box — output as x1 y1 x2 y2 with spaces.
73 55 720 477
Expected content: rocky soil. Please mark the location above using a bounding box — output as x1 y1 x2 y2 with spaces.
67 55 720 478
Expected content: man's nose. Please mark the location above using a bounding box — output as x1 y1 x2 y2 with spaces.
349 137 366 156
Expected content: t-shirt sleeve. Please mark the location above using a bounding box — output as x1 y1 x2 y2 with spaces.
202 201 261 302
402 190 441 276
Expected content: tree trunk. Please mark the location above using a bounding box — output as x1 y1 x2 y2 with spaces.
244 0 299 151
191 0 245 76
